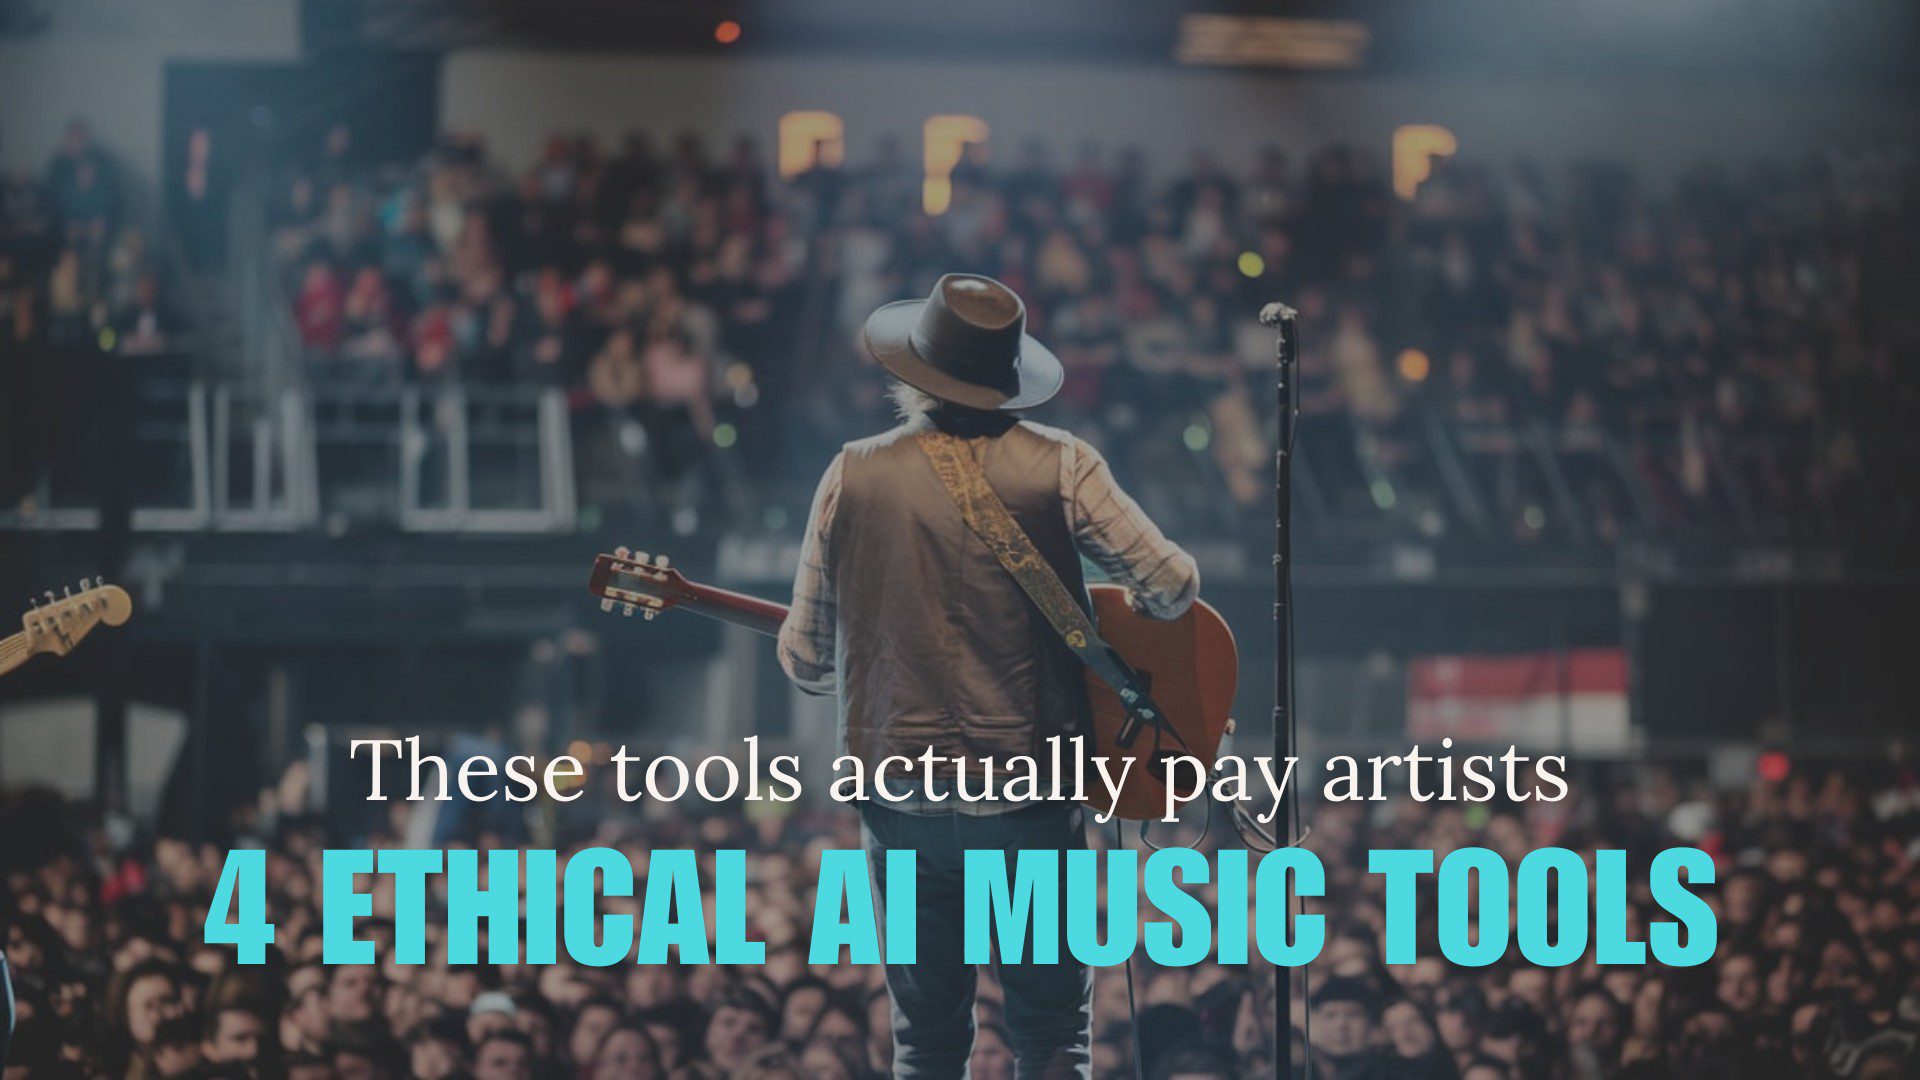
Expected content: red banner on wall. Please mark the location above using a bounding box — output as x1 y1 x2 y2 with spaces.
1407 648 1630 752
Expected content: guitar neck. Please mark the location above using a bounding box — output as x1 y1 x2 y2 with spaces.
676 582 790 638
0 631 32 678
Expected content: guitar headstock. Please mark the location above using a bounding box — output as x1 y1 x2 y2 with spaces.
19 578 132 659
588 548 689 621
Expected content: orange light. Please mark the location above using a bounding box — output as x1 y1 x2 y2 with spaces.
922 114 989 215
1757 751 1791 783
714 20 742 45
1396 348 1431 382
1392 124 1457 200
777 111 845 178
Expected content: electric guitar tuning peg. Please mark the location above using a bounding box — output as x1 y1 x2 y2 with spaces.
643 610 657 621
62 586 72 598
600 599 614 613
633 551 650 565
621 603 636 617
44 591 56 604
654 554 670 568
615 546 630 559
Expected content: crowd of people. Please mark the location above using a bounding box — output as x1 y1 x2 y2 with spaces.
6 114 1913 547
1 121 180 360
2 753 1915 1079
263 125 1915 546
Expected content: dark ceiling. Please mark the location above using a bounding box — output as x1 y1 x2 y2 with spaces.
304 0 1920 83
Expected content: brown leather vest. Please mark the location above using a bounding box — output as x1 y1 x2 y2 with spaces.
829 415 1092 779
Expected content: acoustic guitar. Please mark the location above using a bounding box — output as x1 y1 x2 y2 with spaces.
0 579 133 679
588 548 1237 820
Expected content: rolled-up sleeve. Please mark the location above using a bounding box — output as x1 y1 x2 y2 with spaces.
777 452 844 694
1064 437 1200 619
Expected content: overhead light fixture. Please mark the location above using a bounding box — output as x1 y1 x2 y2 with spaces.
1174 14 1370 70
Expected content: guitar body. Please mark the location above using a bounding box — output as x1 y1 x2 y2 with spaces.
589 551 1240 822
1082 584 1238 821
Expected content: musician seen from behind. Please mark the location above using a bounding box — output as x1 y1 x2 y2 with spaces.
778 274 1200 1079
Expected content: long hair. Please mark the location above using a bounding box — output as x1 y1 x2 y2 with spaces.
887 380 942 420
887 380 1015 436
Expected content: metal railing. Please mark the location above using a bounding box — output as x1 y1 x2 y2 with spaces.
2 381 575 534
3 374 211 531
1264 406 1896 550
7 374 1900 554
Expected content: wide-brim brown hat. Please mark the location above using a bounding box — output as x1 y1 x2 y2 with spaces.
861 273 1064 411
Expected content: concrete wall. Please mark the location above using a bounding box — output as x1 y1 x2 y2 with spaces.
0 0 300 180
442 51 1916 184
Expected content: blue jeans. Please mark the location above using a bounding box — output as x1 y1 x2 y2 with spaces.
860 801 1093 1080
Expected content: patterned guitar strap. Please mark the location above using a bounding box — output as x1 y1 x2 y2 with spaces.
915 429 1182 752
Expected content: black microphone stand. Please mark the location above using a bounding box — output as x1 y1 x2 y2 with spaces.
1259 301 1300 1076
1 948 13 1069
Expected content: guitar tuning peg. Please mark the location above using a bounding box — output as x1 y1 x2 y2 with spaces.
654 554 670 568
600 599 614 613
62 586 72 598
634 551 650 565
614 546 630 559
93 576 104 587
643 609 657 621
44 591 56 604
621 603 636 617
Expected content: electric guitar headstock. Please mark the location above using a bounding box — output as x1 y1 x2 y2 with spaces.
13 578 133 662
585 548 789 636
588 547 690 621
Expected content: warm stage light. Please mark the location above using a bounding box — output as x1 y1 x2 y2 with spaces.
1237 251 1266 278
1393 125 1458 200
923 115 990 215
714 20 742 45
778 111 845 178
1757 751 1791 783
1174 15 1370 70
1396 348 1431 382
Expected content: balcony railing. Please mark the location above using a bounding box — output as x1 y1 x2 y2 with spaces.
5 366 1901 563
2 379 575 534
